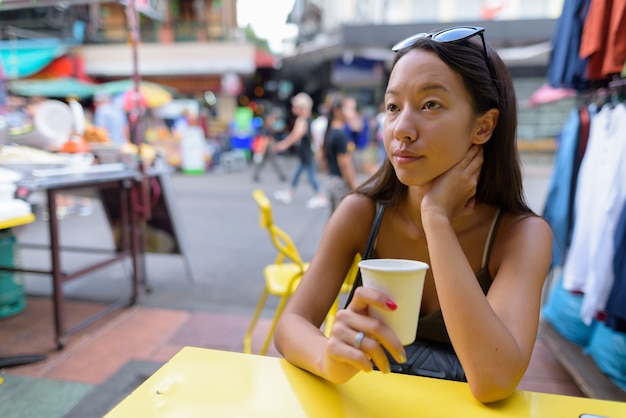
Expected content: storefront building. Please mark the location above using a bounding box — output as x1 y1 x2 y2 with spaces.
279 0 573 142
0 0 262 124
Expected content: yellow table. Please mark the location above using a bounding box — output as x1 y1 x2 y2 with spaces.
106 347 626 417
0 213 35 230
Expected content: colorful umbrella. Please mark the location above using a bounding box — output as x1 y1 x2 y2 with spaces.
95 79 174 108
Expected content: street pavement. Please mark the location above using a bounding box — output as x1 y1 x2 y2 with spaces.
16 150 554 318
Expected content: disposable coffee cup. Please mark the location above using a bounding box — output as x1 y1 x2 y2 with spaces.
358 259 429 345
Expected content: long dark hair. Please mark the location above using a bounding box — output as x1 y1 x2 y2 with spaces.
356 32 532 215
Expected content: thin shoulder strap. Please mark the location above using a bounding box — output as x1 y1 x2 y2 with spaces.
481 209 503 269
344 202 386 307
363 202 386 259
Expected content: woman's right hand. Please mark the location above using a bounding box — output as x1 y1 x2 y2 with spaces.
319 286 407 384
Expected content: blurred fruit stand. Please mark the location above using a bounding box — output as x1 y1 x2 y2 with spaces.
0 0 192 347
0 93 194 348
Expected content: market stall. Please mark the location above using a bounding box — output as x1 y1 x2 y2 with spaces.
0 143 192 349
0 167 34 319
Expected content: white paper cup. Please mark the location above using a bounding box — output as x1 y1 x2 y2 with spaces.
358 259 429 345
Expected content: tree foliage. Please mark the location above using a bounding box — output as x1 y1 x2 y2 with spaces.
243 24 270 51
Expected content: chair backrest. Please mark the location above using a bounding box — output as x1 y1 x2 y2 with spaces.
252 189 305 268
344 253 362 288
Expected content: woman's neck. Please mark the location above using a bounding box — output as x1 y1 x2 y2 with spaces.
403 188 426 232
403 187 492 234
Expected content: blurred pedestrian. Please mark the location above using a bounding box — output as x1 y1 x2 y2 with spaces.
343 96 365 149
374 102 387 166
252 107 287 182
94 92 128 145
311 94 334 167
321 96 358 214
273 92 327 209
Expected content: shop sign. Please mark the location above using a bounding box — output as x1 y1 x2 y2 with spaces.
145 76 221 95
331 58 385 86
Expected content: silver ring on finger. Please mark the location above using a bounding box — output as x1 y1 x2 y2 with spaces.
354 331 365 350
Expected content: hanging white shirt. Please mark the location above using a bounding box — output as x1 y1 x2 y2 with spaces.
562 103 626 325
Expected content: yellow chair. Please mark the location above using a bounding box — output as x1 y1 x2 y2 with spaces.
243 189 310 355
324 253 361 336
243 190 360 355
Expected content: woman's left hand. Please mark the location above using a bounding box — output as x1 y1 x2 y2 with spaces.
421 144 483 221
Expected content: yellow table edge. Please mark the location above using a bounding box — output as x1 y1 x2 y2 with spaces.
106 347 626 418
0 213 35 230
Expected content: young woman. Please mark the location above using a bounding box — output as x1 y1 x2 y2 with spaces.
321 96 358 214
273 26 552 403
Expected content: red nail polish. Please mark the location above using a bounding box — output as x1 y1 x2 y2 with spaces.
386 299 397 310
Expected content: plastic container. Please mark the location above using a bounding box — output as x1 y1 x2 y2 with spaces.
230 135 253 150
0 199 32 223
0 183 17 201
181 126 206 175
0 229 26 318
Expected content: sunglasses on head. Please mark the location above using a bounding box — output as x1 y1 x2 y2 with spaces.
392 26 490 64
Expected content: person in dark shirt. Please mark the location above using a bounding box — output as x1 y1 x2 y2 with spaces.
321 96 358 214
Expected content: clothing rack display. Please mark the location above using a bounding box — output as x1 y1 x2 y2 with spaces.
539 0 626 398
541 77 626 397
547 0 626 92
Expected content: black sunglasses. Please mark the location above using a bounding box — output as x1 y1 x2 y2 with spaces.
391 26 490 64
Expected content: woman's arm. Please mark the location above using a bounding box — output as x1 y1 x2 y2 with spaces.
421 145 552 402
425 212 551 402
274 195 406 383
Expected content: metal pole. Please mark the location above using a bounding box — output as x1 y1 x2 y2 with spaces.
126 0 141 148
126 0 151 264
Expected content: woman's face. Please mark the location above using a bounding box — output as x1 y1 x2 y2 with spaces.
383 48 480 186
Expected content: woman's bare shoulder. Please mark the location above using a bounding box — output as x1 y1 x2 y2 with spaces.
503 212 551 239
493 211 552 268
324 194 378 248
335 193 379 226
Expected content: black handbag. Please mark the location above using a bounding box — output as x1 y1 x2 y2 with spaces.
345 203 467 382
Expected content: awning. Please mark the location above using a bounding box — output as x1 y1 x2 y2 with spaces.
255 49 277 69
7 77 97 99
28 55 94 82
0 39 67 79
78 42 256 77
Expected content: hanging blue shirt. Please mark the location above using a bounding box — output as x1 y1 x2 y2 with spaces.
606 201 626 333
546 0 590 90
542 108 580 267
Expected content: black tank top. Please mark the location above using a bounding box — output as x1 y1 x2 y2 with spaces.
417 209 503 344
298 118 314 164
370 208 504 345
